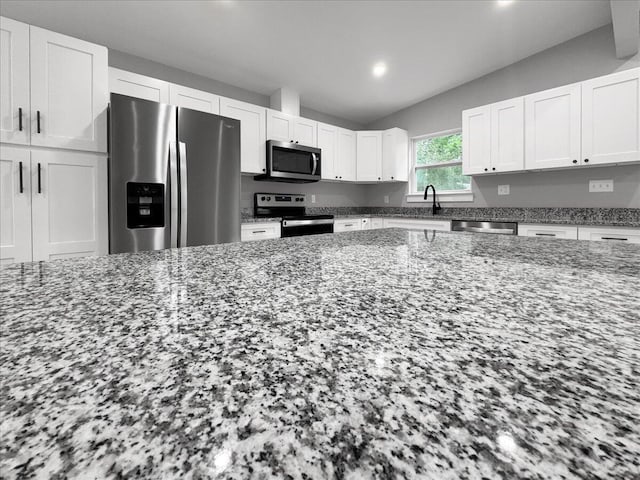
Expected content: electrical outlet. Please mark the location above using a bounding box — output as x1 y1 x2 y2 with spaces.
498 185 510 195
589 179 613 193
311 194 316 203
384 195 389 204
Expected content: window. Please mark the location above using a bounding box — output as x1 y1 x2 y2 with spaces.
412 130 471 194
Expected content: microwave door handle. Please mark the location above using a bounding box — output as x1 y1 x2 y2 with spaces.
169 142 179 248
311 153 318 175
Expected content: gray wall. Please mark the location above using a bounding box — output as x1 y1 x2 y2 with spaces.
365 25 640 208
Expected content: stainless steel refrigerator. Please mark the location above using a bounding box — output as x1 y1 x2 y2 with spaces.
109 93 241 254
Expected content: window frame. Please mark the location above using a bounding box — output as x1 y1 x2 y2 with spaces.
407 128 474 203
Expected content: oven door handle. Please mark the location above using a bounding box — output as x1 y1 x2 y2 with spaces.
311 153 318 175
282 218 334 227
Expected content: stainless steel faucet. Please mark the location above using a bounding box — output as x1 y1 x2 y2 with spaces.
423 184 442 215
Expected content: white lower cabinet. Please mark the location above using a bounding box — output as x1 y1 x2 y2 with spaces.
577 226 640 244
0 146 108 264
0 147 32 264
334 219 362 232
370 218 384 229
383 218 451 232
518 224 578 240
241 222 281 242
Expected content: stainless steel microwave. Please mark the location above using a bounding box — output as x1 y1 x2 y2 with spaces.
254 140 321 183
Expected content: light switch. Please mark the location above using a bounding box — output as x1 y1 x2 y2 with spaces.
384 195 389 204
498 185 510 195
589 180 613 192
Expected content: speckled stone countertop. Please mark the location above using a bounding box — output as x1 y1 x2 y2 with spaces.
2 230 639 479
241 207 640 227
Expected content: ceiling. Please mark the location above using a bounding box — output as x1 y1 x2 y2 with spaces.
0 0 613 124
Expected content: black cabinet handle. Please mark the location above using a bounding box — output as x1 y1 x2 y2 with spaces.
339 176 342 179
378 177 380 180
584 158 589 163
19 161 24 193
295 141 299 144
37 111 41 133
37 163 42 193
484 168 488 171
18 108 23 131
492 167 496 171
572 159 578 164
391 176 394 179
601 237 627 241
262 168 266 172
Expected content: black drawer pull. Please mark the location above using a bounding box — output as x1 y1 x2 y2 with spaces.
601 237 627 241
37 163 42 193
252 230 266 234
19 161 24 193
18 108 23 131
535 233 556 237
37 111 41 133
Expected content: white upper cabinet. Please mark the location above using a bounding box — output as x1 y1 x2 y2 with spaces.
266 109 294 142
30 26 108 153
220 97 266 174
582 68 640 166
356 131 382 181
490 97 524 173
336 128 357 181
169 84 220 114
318 122 337 180
525 83 581 170
462 105 491 175
0 146 32 264
266 109 318 147
30 149 107 261
0 17 30 145
293 117 317 147
381 127 409 181
109 67 169 104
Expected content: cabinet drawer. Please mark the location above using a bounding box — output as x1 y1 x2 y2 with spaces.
334 219 362 232
577 226 640 244
370 218 384 229
241 222 281 242
383 218 451 231
518 224 578 240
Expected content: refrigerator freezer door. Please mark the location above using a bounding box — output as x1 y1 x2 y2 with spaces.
109 94 177 254
177 108 241 246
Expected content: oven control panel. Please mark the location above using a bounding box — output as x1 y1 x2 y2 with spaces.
255 193 306 208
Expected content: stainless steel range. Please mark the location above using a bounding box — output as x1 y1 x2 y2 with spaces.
254 193 334 237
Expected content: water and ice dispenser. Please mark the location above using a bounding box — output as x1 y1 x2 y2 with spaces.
126 183 164 228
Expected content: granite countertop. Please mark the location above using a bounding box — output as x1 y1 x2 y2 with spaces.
1 230 639 479
242 207 640 227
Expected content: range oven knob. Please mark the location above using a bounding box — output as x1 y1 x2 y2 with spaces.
261 196 265 201
267 196 271 201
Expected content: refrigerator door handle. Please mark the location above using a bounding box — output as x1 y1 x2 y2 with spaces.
169 142 179 248
178 141 188 247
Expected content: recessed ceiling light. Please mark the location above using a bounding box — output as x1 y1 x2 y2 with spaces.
497 0 514 6
372 62 387 78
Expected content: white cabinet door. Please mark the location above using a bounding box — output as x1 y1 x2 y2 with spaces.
31 150 107 261
109 67 169 104
241 222 281 241
293 117 317 147
491 97 524 173
0 17 30 145
462 105 491 175
334 219 362 232
582 68 640 166
518 224 578 240
525 84 581 169
336 128 356 181
577 226 640 244
370 218 384 229
266 109 294 142
384 218 451 231
382 127 409 181
30 26 108 152
0 146 32 264
169 84 220 114
318 122 337 180
220 97 266 174
356 131 382 181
